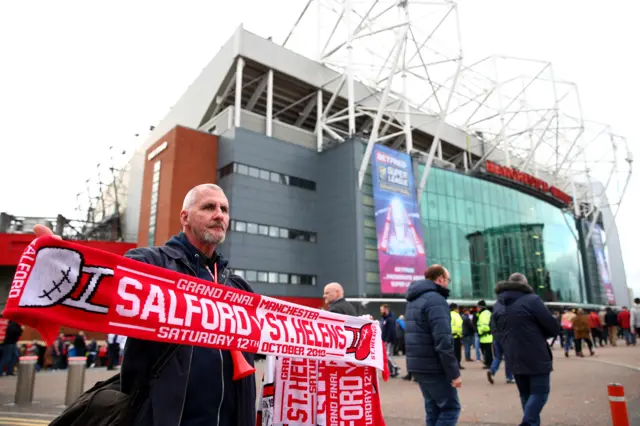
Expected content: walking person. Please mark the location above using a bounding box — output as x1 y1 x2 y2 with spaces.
561 309 576 357
492 273 561 426
462 308 475 362
604 307 619 346
405 265 462 426
477 300 493 369
588 310 605 347
380 304 401 377
450 304 464 369
323 282 357 316
617 307 634 346
631 298 640 341
572 309 595 357
0 320 23 376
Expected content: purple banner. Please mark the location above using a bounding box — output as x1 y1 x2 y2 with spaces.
593 225 616 305
371 145 427 294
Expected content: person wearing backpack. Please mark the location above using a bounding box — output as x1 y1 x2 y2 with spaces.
561 309 576 357
43 184 256 426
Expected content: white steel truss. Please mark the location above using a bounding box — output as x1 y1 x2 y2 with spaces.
276 0 631 228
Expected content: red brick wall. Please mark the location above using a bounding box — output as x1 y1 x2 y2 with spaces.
138 126 219 247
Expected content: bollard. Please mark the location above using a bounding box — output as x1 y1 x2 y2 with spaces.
15 356 38 405
65 356 87 406
608 383 630 426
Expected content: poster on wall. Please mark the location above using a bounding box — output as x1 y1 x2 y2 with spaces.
371 145 427 294
593 225 616 305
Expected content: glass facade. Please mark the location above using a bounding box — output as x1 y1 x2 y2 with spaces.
363 156 587 303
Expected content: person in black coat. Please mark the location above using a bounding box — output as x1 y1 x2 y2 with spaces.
380 304 400 377
491 273 561 426
323 283 357 316
405 265 462 425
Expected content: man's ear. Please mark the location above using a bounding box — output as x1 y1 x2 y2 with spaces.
180 210 188 227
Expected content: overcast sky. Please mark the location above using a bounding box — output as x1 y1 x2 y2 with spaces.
0 0 637 296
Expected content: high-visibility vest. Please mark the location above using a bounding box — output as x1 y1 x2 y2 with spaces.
450 311 463 339
477 309 493 344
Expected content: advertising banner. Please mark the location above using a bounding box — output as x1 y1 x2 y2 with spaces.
593 225 616 305
370 145 426 294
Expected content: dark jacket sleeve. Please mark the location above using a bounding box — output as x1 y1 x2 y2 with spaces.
425 300 460 381
530 296 561 338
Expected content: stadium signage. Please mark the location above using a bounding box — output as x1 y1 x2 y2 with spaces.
147 141 168 161
485 160 572 206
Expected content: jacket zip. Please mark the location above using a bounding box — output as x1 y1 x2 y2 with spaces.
177 346 194 426
217 349 225 426
180 256 227 426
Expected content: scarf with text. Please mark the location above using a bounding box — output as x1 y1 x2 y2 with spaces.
3 236 388 425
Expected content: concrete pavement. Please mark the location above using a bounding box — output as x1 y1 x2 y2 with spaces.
0 344 637 425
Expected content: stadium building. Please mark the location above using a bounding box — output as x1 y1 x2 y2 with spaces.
118 7 632 315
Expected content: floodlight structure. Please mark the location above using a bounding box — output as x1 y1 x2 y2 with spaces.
281 0 631 239
282 0 464 188
446 55 632 241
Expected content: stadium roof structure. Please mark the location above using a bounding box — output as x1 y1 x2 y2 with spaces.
139 0 632 244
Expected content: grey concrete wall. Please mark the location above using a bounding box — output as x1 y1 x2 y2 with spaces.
215 128 362 298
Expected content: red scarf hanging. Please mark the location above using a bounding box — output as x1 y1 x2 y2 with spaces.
3 236 388 426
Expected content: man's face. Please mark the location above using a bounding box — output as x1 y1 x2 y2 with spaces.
434 268 451 288
181 188 229 247
323 286 339 304
380 306 387 316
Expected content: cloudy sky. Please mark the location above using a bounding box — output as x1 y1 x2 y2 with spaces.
0 0 637 296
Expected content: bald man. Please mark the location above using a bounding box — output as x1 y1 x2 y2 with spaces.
323 282 357 316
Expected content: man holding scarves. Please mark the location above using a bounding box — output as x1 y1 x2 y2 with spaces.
33 183 257 426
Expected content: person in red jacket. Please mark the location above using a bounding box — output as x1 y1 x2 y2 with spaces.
588 311 605 347
617 307 634 346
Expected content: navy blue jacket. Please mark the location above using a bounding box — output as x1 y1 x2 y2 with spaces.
491 280 561 376
404 279 460 380
121 233 256 426
380 312 397 343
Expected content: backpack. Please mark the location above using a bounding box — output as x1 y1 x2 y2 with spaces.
49 344 179 426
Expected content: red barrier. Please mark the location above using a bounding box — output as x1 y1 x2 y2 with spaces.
608 383 629 426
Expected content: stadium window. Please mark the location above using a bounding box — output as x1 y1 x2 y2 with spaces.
230 220 316 243
217 162 315 191
148 160 161 246
245 270 257 282
268 272 278 284
257 271 268 283
247 223 258 234
279 273 289 284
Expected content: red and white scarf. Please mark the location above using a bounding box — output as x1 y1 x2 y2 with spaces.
3 236 388 425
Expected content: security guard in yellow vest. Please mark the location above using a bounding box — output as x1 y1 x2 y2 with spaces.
476 300 493 368
450 303 464 369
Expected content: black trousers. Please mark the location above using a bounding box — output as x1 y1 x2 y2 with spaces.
481 342 493 367
575 338 593 354
453 337 462 366
107 343 120 370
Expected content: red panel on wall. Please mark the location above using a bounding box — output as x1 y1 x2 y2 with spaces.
0 234 137 266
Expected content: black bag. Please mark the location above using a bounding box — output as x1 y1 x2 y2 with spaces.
49 344 179 426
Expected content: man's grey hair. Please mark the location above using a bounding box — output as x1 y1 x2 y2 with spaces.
508 272 528 286
182 184 225 211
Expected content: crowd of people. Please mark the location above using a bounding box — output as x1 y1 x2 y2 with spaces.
4 183 637 426
351 270 640 426
0 327 128 375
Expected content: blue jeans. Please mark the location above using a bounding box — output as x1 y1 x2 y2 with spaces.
490 341 513 381
474 333 482 360
463 336 473 360
514 373 550 426
563 330 574 353
622 328 636 345
414 373 461 426
0 344 19 376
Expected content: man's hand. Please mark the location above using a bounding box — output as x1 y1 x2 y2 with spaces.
451 377 462 388
33 224 62 240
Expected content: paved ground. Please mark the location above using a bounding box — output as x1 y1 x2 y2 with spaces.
0 344 638 425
